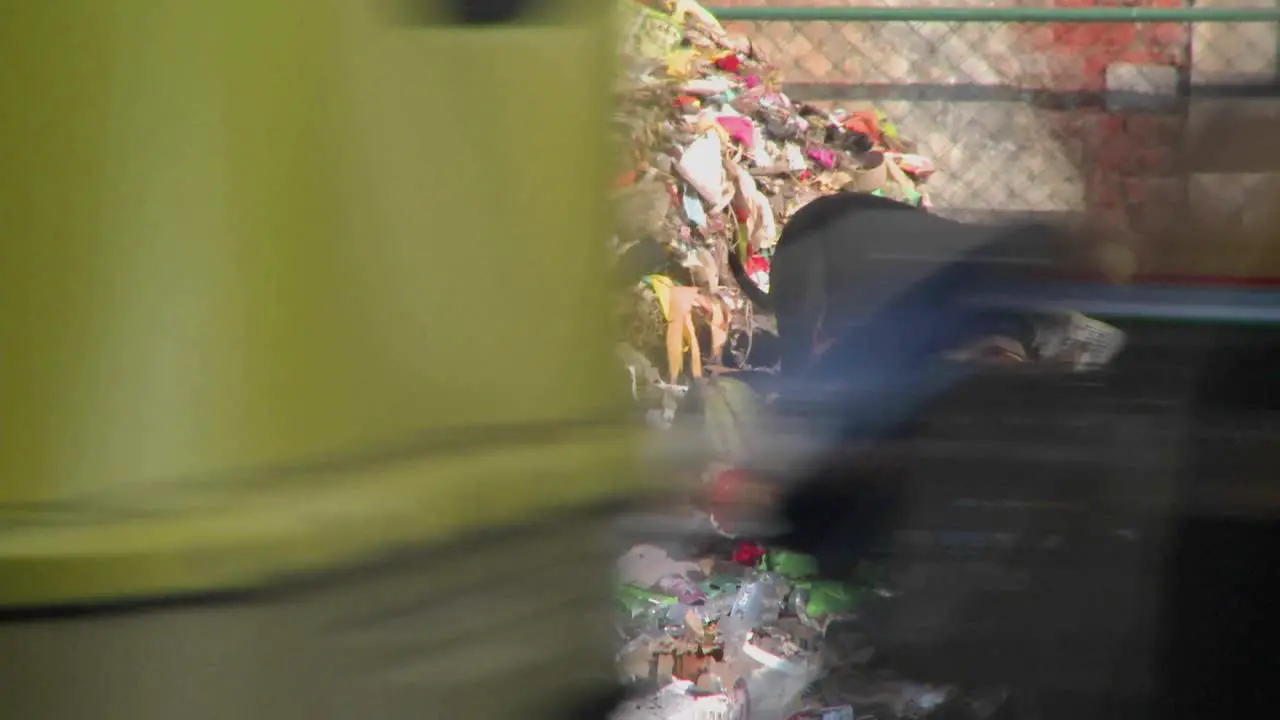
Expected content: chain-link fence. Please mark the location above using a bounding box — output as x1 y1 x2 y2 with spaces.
706 4 1280 235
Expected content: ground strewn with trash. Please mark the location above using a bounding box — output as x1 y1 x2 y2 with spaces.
609 3 986 718
612 537 1012 720
607 3 1132 718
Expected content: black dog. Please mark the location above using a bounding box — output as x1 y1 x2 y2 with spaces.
728 192 919 376
727 192 1074 383
727 192 1090 582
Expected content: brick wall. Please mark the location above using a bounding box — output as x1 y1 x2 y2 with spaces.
711 0 1195 230
1038 0 1191 234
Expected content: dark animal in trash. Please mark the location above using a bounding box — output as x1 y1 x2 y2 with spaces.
727 192 1078 381
729 192 1134 577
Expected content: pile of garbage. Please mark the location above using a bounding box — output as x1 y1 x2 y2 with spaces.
606 5 1138 718
611 0 938 426
612 540 1009 720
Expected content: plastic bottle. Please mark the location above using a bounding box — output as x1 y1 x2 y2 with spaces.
719 572 784 649
693 590 738 627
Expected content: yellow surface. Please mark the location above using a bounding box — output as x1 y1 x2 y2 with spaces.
0 0 642 604
0 429 634 607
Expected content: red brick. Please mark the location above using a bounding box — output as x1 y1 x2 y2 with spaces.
1092 143 1126 171
1100 115 1127 134
1112 148 1158 177
1082 54 1112 88
1098 25 1139 50
1117 48 1162 65
1122 177 1151 203
1160 45 1187 65
1097 206 1133 229
1046 112 1100 150
1125 115 1182 145
1052 23 1086 46
1146 33 1188 65
1138 148 1178 175
1055 23 1130 49
1094 182 1126 210
1094 134 1140 172
1146 23 1188 48
1047 52 1087 82
1022 25 1057 51
1073 112 1110 146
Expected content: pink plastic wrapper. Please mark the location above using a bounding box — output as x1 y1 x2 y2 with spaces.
654 574 709 605
885 152 936 181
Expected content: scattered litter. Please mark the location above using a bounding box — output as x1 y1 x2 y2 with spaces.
613 539 999 719
609 680 703 720
608 4 1118 717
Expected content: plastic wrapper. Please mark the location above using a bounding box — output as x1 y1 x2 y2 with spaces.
619 584 679 617
692 589 739 627
720 634 823 720
726 573 785 626
1032 311 1127 371
656 573 710 605
716 571 789 660
618 584 688 638
791 581 865 635
609 679 725 720
760 550 820 580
